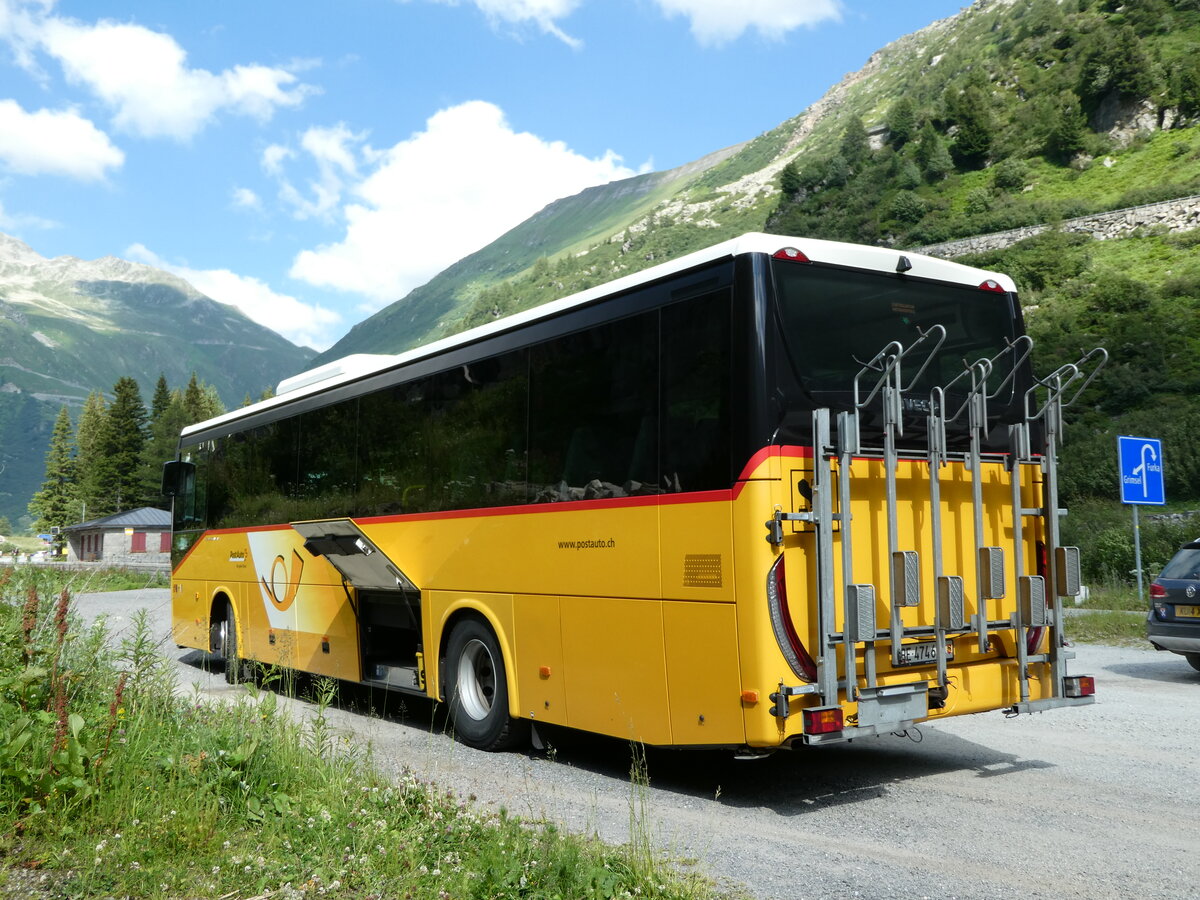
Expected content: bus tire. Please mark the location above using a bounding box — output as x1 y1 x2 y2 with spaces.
222 600 248 685
444 618 527 751
1186 652 1200 673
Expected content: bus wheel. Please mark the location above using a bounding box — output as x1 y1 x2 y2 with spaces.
222 600 247 685
445 618 527 751
1186 652 1200 673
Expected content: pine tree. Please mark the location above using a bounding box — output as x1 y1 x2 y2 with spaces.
138 388 190 506
949 85 994 170
27 406 77 533
915 122 953 181
779 161 802 197
839 115 870 169
151 374 172 421
887 97 918 148
103 376 148 511
74 391 111 519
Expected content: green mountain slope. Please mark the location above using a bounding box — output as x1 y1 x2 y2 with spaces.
317 0 1200 367
312 144 745 364
0 233 316 528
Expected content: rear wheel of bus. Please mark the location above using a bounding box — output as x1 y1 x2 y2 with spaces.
445 617 527 751
219 599 248 685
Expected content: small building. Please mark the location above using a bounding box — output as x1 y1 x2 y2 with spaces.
63 507 172 567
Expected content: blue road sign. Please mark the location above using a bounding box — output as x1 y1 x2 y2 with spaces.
1118 435 1165 505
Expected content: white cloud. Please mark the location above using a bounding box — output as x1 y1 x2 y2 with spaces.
273 123 366 221
0 98 123 179
261 143 294 176
2 3 315 140
411 0 583 47
288 100 637 307
127 243 342 351
231 186 261 210
650 0 842 46
0 198 57 232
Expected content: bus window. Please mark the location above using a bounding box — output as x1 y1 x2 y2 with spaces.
425 350 528 511
529 311 657 500
662 288 732 492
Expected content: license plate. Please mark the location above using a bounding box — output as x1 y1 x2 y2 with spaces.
897 641 954 666
1176 605 1200 618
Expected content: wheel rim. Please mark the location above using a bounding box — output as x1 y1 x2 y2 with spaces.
216 618 228 656
456 638 497 721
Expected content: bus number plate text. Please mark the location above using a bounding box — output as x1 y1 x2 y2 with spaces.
897 641 954 667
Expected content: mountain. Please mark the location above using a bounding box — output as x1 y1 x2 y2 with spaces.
0 233 316 528
316 0 1200 362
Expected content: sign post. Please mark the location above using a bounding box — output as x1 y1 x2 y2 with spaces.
1117 435 1165 603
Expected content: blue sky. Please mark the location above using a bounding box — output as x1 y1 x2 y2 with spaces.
0 0 968 351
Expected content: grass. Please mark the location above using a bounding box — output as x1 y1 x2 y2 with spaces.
0 567 719 900
1065 580 1149 646
1065 609 1147 647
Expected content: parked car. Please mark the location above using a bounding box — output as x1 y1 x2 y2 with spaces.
1147 540 1200 672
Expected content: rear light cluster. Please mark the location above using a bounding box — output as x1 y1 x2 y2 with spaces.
1064 675 1096 699
803 707 843 735
978 279 1006 293
1149 582 1167 599
766 556 817 682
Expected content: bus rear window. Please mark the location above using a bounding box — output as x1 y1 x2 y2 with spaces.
771 261 1017 399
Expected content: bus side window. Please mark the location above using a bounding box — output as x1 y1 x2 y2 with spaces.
529 311 657 500
661 289 732 492
425 350 528 511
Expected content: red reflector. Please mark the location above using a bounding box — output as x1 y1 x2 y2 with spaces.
773 246 811 263
1149 582 1167 599
1026 625 1045 655
803 707 843 735
979 279 1005 292
1064 675 1096 698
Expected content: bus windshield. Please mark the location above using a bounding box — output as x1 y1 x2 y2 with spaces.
771 260 1019 402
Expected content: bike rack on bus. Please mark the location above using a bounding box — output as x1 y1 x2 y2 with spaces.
1010 346 1108 711
802 329 1104 731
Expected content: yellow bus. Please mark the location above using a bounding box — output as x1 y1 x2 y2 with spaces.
164 232 1104 752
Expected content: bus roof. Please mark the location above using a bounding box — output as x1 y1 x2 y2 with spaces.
181 232 1017 439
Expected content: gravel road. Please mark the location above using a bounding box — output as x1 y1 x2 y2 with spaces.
79 587 1200 900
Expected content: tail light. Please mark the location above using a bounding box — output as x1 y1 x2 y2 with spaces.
1149 582 1167 599
979 279 1006 293
803 707 843 735
766 555 817 682
1064 675 1096 698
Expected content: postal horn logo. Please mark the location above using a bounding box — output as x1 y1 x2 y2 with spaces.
262 549 304 611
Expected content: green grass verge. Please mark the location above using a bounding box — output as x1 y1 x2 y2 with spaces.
1065 610 1147 646
0 567 719 900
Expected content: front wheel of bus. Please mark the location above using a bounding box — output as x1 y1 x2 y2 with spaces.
445 618 527 751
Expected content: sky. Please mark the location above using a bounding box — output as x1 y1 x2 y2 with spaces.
0 0 971 352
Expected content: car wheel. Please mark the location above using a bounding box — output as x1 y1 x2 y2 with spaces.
1185 652 1200 673
444 617 527 751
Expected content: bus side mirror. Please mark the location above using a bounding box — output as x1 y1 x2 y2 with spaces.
161 460 195 497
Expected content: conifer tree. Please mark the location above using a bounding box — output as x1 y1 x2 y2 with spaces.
151 374 172 421
887 97 918 148
27 406 77 533
74 391 111 519
839 114 870 169
103 376 148 511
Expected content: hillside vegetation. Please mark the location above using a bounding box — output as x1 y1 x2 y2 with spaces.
313 0 1200 582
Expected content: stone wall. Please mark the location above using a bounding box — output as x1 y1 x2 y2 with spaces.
911 194 1200 259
